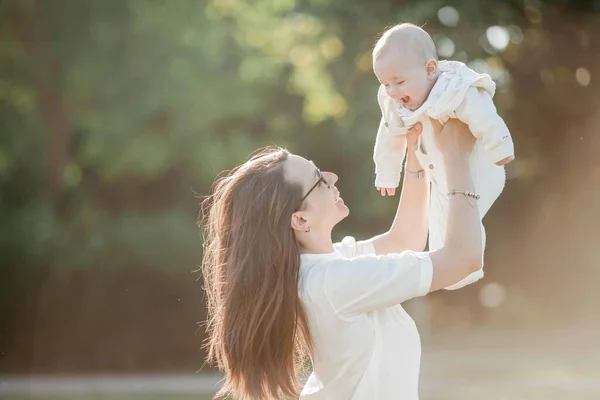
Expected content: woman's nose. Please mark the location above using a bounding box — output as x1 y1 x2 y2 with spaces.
323 172 338 185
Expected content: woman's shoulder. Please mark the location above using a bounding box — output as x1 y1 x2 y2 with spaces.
298 259 331 307
299 237 377 304
334 236 376 258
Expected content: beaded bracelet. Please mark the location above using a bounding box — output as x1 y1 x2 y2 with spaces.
447 189 480 200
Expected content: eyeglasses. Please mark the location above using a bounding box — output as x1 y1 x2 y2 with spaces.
300 169 328 203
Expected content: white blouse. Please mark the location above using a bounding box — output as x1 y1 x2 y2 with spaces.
299 237 433 399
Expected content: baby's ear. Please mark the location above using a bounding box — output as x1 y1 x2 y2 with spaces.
425 59 438 79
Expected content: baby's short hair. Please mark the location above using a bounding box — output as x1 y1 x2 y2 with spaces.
373 23 438 63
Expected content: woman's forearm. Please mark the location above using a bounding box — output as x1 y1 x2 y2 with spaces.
391 149 429 249
373 147 429 254
443 159 482 265
429 157 483 291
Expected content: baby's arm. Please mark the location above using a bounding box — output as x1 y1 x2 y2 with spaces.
373 116 407 196
455 87 515 165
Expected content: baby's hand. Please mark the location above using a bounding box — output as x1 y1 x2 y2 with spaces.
376 187 396 196
495 155 515 166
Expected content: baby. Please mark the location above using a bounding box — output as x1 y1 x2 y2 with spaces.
372 23 515 290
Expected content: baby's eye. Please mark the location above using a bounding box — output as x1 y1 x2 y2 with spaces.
396 80 405 85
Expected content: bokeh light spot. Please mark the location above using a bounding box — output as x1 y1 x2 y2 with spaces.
486 26 510 51
479 282 507 308
575 67 591 87
437 6 459 27
436 36 455 58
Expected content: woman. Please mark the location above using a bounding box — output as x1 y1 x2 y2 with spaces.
200 119 482 399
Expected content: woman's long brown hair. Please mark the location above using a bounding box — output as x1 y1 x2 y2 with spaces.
199 147 313 399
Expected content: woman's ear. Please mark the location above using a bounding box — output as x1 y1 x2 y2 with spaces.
425 59 438 79
291 212 310 233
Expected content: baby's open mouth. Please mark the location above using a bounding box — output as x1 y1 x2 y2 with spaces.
401 96 410 104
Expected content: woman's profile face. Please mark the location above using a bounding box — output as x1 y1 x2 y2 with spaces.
284 154 349 232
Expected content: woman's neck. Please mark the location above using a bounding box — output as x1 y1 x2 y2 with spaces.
298 228 335 254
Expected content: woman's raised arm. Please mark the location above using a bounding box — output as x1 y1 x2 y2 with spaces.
372 122 430 255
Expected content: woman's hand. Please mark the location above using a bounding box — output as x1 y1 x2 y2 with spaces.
431 119 476 162
405 122 423 152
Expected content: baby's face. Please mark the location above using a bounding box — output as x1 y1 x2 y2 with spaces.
373 50 433 111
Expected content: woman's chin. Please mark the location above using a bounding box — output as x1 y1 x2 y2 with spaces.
332 197 349 220
338 203 350 217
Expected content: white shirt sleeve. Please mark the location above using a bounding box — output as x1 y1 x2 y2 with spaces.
323 250 433 319
455 86 515 163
